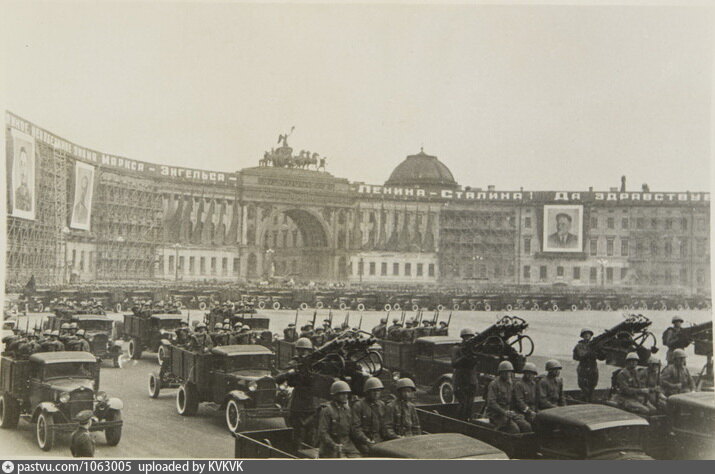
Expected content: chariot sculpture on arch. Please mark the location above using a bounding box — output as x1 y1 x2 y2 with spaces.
259 126 327 171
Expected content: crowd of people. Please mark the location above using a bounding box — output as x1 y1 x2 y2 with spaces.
169 319 264 353
1 322 92 358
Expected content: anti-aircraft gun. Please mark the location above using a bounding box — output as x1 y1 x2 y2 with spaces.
588 314 658 367
464 315 534 375
680 321 713 390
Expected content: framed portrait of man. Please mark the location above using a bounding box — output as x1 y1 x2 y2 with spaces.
10 129 36 220
542 204 583 253
70 161 95 230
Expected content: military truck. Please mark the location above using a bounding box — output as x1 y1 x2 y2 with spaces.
119 313 185 362
416 402 653 459
45 314 123 367
147 344 284 433
234 429 508 459
0 351 123 451
666 391 715 459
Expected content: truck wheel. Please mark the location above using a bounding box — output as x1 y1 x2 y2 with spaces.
393 303 401 311
176 383 198 416
0 394 20 429
148 373 161 398
128 339 143 360
505 304 513 311
36 412 55 451
384 304 391 312
438 379 455 404
225 399 247 433
339 302 347 310
157 346 167 365
272 302 281 310
316 301 324 309
358 303 366 312
115 303 122 313
436 304 444 312
299 302 308 311
484 303 491 312
199 302 207 310
257 301 266 310
104 410 122 446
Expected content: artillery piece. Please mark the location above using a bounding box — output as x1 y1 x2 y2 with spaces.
465 315 534 375
589 314 658 367
682 321 713 390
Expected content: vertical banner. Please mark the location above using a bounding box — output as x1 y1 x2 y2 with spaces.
10 129 36 220
70 161 95 230
542 204 584 252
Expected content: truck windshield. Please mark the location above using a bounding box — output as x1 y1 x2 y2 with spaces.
2 321 16 330
42 362 96 380
79 320 113 331
222 354 272 371
587 426 643 456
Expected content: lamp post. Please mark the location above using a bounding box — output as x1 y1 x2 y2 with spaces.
597 258 608 287
173 243 181 282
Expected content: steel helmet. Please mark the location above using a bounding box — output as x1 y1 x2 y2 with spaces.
69 322 78 329
60 323 70 330
330 380 352 395
395 378 416 391
460 328 474 338
672 349 687 359
672 316 684 323
498 361 515 372
223 324 231 330
380 318 387 324
51 330 60 336
295 337 313 350
545 359 562 371
522 362 538 374
392 318 399 324
647 356 661 365
76 329 86 337
625 352 640 361
241 325 251 331
580 328 594 337
363 377 384 392
234 322 242 329
196 322 207 329
43 329 51 336
214 323 223 330
223 319 230 324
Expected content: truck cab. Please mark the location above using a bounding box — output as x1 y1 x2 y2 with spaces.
666 391 715 459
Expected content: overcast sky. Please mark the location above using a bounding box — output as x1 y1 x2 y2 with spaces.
3 2 712 191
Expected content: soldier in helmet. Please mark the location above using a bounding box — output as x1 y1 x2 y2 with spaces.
317 380 361 458
188 322 213 352
573 328 599 402
660 349 695 397
311 327 326 347
433 321 449 336
237 325 252 345
351 377 386 455
371 318 388 339
210 322 227 346
451 328 479 421
74 329 91 352
663 316 689 365
611 352 657 416
383 378 421 439
386 318 402 340
274 337 317 452
49 330 65 352
70 410 95 457
537 359 565 409
68 322 79 337
486 361 532 433
640 356 667 411
514 362 538 423
59 322 72 345
16 332 41 359
283 323 297 342
174 320 192 346
299 324 314 339
322 319 335 340
229 322 244 344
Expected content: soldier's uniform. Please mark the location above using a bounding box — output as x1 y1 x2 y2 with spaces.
70 411 95 457
662 326 687 364
351 397 386 455
15 338 41 359
486 378 531 433
386 324 402 340
451 343 478 421
638 367 667 411
383 398 421 439
612 367 656 416
536 375 565 409
513 377 537 422
283 325 298 342
573 338 599 402
433 323 449 336
660 364 695 397
175 326 191 346
317 401 360 458
76 337 91 353
371 323 387 339
189 332 213 352
274 362 318 452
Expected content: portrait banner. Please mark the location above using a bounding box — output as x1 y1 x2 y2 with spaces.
70 160 95 230
10 128 36 220
542 204 583 252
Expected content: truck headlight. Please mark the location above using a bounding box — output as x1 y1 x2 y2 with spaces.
58 393 70 404
247 381 257 392
95 391 108 403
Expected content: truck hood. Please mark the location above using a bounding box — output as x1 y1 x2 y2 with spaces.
226 369 273 380
46 379 95 393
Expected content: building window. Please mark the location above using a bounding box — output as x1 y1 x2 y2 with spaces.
590 217 598 229
637 217 644 229
210 257 216 274
606 239 614 257
369 262 376 276
358 260 364 276
233 258 239 274
622 218 629 229
590 267 597 283
381 262 387 276
590 239 598 256
524 238 531 254
524 217 531 228
650 241 658 256
607 217 614 229
393 263 399 275
620 238 629 257
405 263 411 276
523 265 531 279
665 241 672 257
179 256 185 272
621 268 627 280
168 256 175 273
539 266 547 280
606 267 613 283
635 240 643 256
222 257 228 275
428 264 435 277
680 240 688 258
665 218 673 230
573 267 580 280
556 266 564 277
681 217 688 231
651 218 658 229
79 251 85 271
417 263 423 276
189 256 195 274
200 257 206 274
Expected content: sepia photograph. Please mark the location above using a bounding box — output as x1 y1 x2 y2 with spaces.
1 0 713 465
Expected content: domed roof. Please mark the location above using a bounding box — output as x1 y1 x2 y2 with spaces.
385 149 458 189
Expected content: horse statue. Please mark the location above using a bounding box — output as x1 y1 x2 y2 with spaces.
319 156 327 172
